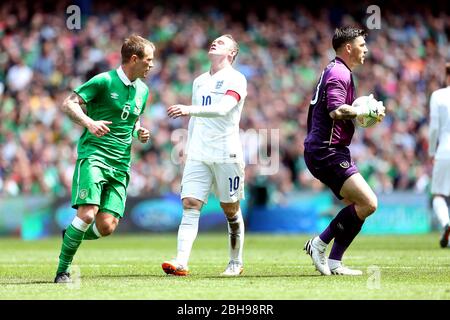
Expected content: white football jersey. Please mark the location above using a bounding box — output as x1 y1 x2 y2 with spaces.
186 66 247 163
429 86 450 159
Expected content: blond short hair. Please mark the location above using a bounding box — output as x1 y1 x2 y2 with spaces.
121 34 155 64
223 34 239 64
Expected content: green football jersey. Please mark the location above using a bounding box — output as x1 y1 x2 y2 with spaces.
74 69 149 171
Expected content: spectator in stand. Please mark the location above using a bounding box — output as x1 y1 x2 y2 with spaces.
0 1 448 206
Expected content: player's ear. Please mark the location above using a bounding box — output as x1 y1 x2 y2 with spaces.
230 50 237 61
345 42 352 54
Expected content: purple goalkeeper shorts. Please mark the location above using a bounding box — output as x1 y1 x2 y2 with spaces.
304 146 359 200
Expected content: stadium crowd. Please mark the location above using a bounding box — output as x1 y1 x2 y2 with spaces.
0 1 449 205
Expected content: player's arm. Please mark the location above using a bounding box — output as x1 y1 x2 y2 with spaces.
326 76 359 120
61 92 111 138
132 117 150 143
330 94 385 121
167 90 240 119
329 104 358 120
183 83 197 158
186 114 195 146
428 92 439 158
326 73 384 121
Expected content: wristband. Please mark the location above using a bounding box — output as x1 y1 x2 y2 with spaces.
132 129 139 139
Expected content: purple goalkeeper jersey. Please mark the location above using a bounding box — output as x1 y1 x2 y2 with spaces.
304 57 356 149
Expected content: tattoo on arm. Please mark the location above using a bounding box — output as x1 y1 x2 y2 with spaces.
61 93 90 127
330 105 357 120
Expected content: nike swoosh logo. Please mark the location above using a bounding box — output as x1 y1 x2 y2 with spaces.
229 191 239 197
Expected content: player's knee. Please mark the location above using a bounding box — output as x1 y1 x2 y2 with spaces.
365 197 378 216
80 214 95 224
220 202 239 218
96 213 119 236
97 221 117 236
182 197 202 210
77 205 98 224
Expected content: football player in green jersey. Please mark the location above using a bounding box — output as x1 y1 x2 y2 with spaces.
54 35 154 283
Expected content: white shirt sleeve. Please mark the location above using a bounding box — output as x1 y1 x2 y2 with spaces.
229 72 247 100
188 94 239 118
429 92 439 157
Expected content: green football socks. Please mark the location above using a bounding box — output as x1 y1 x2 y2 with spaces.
83 222 101 240
56 217 90 274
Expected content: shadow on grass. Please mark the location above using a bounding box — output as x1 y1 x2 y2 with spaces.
203 274 322 279
1 280 53 285
1 273 322 285
90 274 165 279
1 275 162 284
90 273 323 279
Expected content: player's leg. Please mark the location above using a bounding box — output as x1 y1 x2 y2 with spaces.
83 218 103 240
220 201 244 276
83 192 125 240
303 148 369 275
432 195 450 229
322 172 376 245
214 162 245 276
162 197 203 276
85 212 120 238
162 160 212 276
55 204 98 283
220 201 244 264
325 173 376 275
433 195 450 248
55 158 105 283
430 160 450 247
84 172 127 239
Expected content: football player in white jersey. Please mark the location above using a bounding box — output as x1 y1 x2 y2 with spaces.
162 34 248 276
429 62 450 248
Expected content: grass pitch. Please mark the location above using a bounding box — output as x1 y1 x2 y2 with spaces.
0 233 449 300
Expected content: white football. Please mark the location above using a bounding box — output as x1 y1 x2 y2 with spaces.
352 96 378 128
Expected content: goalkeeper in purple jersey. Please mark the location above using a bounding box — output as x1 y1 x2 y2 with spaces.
303 26 385 276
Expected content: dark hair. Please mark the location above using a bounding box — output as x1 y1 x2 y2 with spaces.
446 62 450 77
121 34 155 64
332 26 367 51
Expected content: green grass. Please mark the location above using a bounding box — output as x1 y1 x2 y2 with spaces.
0 233 449 299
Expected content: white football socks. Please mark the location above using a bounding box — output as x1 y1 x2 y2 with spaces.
226 209 245 264
176 208 200 267
432 196 450 228
92 222 102 238
72 216 90 232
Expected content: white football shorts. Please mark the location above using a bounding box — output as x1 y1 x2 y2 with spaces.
431 159 450 196
181 159 245 203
